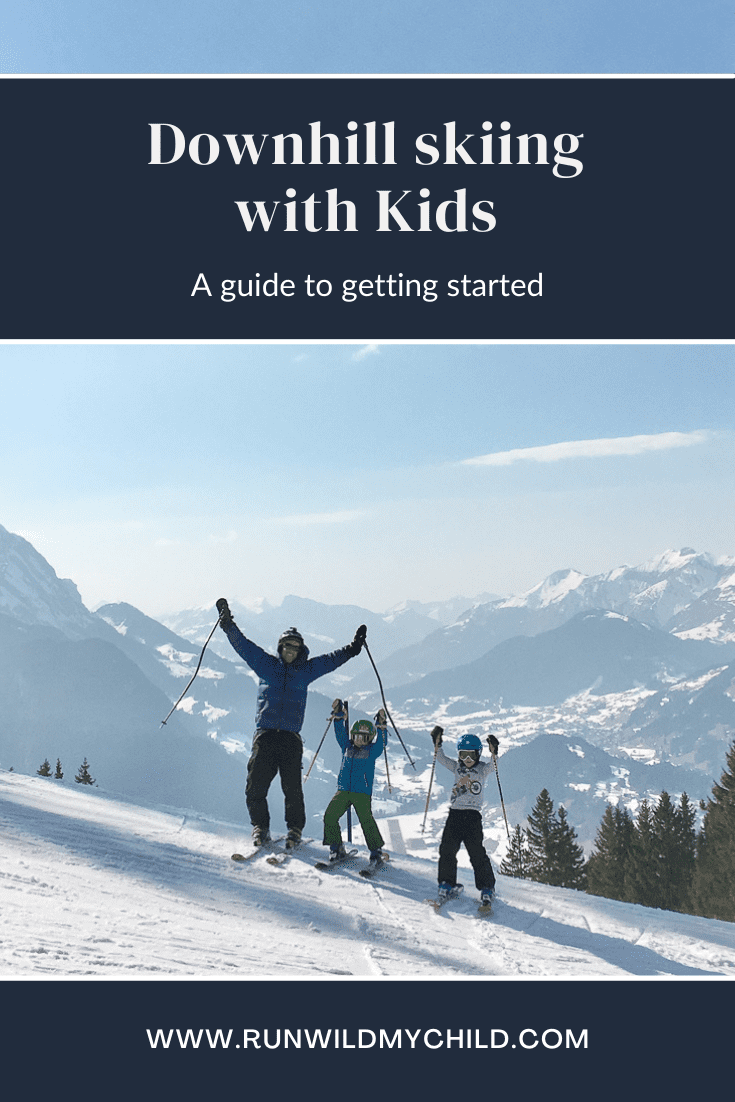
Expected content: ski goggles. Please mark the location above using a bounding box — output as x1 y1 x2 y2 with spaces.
459 750 478 762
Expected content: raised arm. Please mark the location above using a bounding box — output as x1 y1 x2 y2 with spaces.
305 624 368 681
216 598 279 679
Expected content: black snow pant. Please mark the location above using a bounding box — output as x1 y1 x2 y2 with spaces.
438 808 495 891
246 728 305 833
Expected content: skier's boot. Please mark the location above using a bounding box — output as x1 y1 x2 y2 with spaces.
369 849 386 864
252 826 271 847
438 881 454 902
480 888 495 906
285 829 302 850
329 844 347 863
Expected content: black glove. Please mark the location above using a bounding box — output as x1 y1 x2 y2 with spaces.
353 624 367 650
431 725 443 748
331 698 345 717
374 708 387 728
216 598 233 626
487 734 499 755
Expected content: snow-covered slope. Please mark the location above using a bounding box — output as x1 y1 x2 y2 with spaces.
2 769 732 979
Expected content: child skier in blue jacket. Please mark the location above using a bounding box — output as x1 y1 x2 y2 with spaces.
323 700 387 865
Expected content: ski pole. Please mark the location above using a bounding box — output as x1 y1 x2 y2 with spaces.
160 613 220 727
421 740 439 834
492 750 512 843
345 701 353 843
363 640 417 771
304 715 334 780
383 746 392 793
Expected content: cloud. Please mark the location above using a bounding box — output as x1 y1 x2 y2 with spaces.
352 343 380 361
461 430 711 467
268 509 366 527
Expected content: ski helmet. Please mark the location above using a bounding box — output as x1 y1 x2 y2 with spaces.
278 627 304 656
351 719 376 747
457 733 482 753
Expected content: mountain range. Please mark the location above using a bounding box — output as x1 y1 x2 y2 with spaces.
2 523 733 848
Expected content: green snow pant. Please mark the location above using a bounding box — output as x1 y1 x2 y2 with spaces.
322 790 384 852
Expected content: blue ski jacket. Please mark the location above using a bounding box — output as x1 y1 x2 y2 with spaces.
220 621 359 735
334 715 387 796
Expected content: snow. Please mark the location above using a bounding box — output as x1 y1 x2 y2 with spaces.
2 769 733 980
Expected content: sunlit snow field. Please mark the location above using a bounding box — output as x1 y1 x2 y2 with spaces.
1 770 733 979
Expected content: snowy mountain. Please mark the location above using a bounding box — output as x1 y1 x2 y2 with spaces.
3 768 733 978
160 592 494 686
0 523 104 638
477 731 709 851
382 609 735 711
356 549 735 690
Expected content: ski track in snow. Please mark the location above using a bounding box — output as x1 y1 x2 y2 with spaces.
1 770 734 979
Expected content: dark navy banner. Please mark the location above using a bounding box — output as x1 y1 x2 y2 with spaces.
1 76 732 338
2 978 729 1097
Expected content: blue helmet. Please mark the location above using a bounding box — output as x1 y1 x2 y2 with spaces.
457 733 482 754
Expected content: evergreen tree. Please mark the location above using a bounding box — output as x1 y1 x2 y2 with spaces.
551 805 587 889
649 791 687 912
54 758 64 780
525 788 557 883
672 792 697 913
624 799 656 907
524 789 586 888
499 824 528 878
74 757 95 786
622 793 698 913
587 804 635 902
693 739 735 922
36 758 52 777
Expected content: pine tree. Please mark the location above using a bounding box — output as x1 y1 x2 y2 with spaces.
587 804 635 902
499 824 528 878
551 805 587 889
693 739 735 922
622 792 698 913
624 798 656 907
54 758 64 780
525 788 557 883
36 758 52 777
672 792 697 913
649 791 686 912
74 757 95 786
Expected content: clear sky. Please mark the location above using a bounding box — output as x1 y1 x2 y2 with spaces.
0 1 731 74
2 343 734 617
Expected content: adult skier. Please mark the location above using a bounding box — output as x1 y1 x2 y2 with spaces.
216 598 366 848
432 726 499 905
322 701 387 865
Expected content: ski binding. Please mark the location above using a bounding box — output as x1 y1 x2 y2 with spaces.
359 853 391 879
425 884 464 911
314 848 359 871
266 838 312 866
231 837 284 863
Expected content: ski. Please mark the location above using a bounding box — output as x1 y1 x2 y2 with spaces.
359 853 391 879
477 901 494 916
231 837 285 863
314 849 359 871
424 884 464 911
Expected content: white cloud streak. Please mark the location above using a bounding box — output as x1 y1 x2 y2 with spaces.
461 430 711 467
267 509 366 527
352 343 380 361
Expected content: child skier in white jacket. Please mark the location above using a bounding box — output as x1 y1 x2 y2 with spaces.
432 726 499 904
